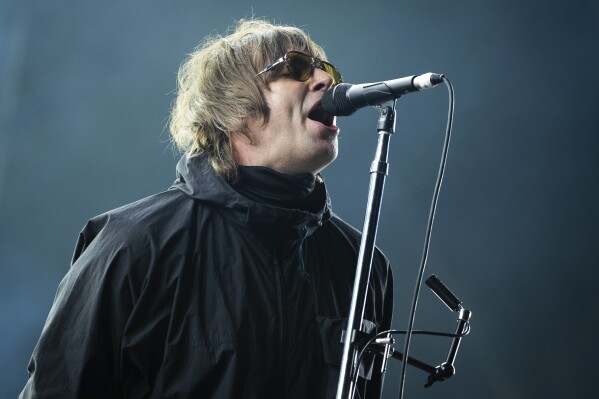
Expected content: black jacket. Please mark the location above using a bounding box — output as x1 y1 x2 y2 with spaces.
20 155 393 398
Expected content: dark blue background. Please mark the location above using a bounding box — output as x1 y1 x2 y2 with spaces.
1 1 598 397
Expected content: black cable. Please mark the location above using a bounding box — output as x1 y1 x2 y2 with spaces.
397 77 455 399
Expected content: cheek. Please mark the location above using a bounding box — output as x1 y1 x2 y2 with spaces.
268 99 297 123
269 89 303 112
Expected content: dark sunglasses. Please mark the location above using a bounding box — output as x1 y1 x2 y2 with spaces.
256 51 343 86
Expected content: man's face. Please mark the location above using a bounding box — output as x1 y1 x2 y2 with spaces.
237 57 339 175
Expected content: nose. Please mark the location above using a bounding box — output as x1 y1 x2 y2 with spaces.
309 67 333 92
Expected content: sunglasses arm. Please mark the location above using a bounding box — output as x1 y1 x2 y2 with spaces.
256 56 286 76
336 99 397 399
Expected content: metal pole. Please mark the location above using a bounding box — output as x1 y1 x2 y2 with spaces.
336 100 397 399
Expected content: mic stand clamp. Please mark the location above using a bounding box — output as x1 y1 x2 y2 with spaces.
378 333 394 373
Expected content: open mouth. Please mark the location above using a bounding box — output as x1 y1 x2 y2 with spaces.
308 105 335 127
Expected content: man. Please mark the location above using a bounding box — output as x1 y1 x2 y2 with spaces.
21 19 393 398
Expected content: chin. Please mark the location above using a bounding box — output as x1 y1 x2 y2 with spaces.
313 144 338 173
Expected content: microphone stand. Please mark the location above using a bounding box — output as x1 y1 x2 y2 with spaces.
336 99 397 399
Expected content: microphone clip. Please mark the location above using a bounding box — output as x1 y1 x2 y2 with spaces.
376 100 397 133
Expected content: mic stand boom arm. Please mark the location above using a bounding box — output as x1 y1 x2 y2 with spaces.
336 100 397 399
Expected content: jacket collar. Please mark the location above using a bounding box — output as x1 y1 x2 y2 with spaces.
170 154 331 236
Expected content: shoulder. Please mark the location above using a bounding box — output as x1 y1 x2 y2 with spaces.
72 188 213 267
320 212 391 269
89 188 191 230
66 188 215 297
325 213 362 244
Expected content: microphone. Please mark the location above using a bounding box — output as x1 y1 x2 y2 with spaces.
321 73 444 116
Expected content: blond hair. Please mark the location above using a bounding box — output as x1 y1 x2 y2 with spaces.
169 19 328 181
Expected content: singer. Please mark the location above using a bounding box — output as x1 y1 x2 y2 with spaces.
20 19 393 399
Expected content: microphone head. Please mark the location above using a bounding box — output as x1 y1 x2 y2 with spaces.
320 83 356 116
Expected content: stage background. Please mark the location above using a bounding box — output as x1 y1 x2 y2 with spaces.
1 0 598 398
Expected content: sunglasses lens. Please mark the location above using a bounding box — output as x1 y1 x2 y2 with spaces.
282 52 343 86
287 52 313 81
322 62 343 86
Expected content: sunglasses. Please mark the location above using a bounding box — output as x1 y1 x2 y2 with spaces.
256 51 343 86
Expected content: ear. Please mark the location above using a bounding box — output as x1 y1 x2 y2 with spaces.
230 130 254 166
231 129 253 145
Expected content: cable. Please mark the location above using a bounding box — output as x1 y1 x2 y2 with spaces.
397 76 455 399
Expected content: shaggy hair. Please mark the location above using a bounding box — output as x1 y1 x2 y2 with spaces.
169 19 328 181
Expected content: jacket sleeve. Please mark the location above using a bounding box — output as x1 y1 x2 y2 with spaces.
20 220 136 399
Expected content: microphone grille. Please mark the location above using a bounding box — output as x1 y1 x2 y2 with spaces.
321 83 355 116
